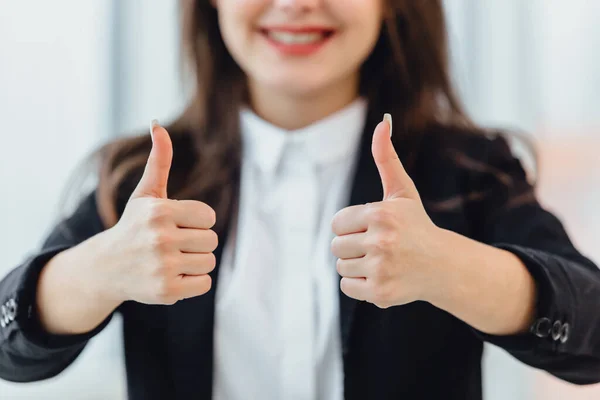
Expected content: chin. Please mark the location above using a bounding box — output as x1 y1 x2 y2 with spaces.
261 73 338 98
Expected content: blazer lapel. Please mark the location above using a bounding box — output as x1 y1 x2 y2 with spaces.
339 110 385 354
339 108 420 355
165 205 232 399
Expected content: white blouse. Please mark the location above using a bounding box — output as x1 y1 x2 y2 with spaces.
213 98 368 400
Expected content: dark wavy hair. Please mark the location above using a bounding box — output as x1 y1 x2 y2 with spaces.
93 0 474 233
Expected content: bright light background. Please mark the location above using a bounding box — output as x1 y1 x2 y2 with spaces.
0 1 598 399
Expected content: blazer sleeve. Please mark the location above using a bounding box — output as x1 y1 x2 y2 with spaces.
467 134 600 384
0 192 113 382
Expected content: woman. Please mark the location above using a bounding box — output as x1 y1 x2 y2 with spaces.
1 0 599 399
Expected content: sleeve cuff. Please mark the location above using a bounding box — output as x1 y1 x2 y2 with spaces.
13 246 113 351
472 244 574 354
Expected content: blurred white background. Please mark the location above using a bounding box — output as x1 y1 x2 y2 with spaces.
1 0 598 399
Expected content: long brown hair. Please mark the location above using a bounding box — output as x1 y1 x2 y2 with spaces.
95 0 472 232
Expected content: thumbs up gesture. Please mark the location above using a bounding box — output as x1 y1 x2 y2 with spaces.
331 115 443 309
99 121 218 305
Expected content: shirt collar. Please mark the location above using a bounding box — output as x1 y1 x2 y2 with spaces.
240 97 368 176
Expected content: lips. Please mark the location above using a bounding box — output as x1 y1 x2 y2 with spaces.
259 27 335 46
267 31 326 45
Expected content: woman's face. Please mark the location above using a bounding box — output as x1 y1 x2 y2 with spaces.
214 0 384 98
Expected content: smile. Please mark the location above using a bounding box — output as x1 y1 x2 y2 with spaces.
267 31 328 45
259 27 336 56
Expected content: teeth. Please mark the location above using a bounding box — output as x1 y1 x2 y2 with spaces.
267 31 325 45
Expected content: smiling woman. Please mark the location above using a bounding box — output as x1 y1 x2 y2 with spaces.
1 1 600 400
215 0 384 130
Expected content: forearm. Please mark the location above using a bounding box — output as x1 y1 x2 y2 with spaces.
37 232 122 335
427 228 537 336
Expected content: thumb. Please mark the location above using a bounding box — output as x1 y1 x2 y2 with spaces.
131 120 173 199
372 114 417 200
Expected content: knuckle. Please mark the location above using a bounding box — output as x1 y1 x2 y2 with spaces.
146 201 172 225
330 237 341 256
156 279 176 304
149 231 174 253
367 204 386 223
151 258 170 278
368 232 397 254
206 253 217 271
339 277 350 295
197 275 213 295
193 201 216 228
367 205 392 224
331 212 343 235
207 230 219 251
197 253 217 273
205 206 217 228
371 261 388 282
159 255 178 274
336 258 343 274
330 219 338 235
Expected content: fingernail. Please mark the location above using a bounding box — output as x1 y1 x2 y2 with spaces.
150 119 159 143
383 113 393 138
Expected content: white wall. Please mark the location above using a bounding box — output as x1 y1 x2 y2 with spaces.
446 1 600 399
0 1 128 399
0 1 185 398
113 0 186 134
1 1 598 399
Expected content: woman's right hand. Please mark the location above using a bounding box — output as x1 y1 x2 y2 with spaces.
95 121 218 305
36 121 216 336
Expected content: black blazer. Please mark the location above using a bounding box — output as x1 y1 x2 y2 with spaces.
1 121 600 400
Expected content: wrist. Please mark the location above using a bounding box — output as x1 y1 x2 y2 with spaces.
417 227 458 306
36 237 121 335
424 228 495 310
64 232 125 309
421 229 537 335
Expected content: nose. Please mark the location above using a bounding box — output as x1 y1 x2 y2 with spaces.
273 0 321 14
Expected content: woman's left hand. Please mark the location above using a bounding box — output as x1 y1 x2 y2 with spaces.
331 115 447 309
